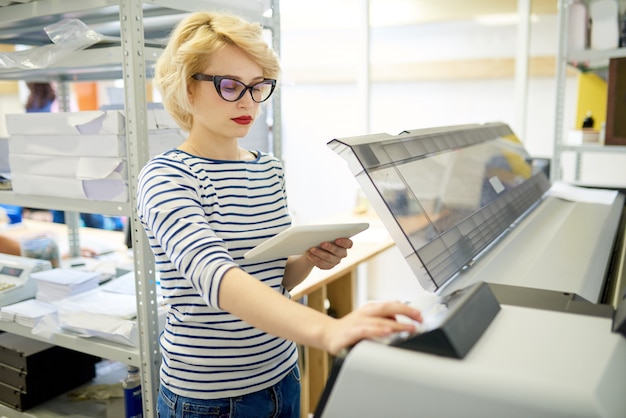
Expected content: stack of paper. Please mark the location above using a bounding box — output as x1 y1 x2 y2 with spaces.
5 109 184 202
50 273 166 347
53 287 139 346
31 268 101 303
0 299 57 327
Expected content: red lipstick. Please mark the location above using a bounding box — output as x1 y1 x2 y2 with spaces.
232 116 252 125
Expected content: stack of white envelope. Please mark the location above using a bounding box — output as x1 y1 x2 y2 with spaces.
5 108 184 202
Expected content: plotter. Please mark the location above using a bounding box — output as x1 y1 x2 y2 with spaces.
315 123 626 418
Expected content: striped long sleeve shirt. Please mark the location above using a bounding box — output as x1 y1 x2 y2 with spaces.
136 149 298 399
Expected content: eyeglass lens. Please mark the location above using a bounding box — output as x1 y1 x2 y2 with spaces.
219 78 274 102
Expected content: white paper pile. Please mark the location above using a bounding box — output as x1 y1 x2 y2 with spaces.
31 268 101 303
54 287 138 319
0 299 57 327
50 274 165 347
5 109 184 202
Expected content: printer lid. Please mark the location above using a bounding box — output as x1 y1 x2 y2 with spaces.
328 122 550 293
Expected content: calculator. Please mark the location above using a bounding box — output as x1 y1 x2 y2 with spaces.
0 253 51 307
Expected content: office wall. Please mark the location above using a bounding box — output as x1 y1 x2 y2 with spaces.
0 8 576 225
279 12 576 223
277 7 578 301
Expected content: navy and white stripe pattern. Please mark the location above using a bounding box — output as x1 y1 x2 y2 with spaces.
136 149 297 399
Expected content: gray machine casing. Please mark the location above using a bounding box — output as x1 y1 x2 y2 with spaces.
319 307 625 418
316 123 626 417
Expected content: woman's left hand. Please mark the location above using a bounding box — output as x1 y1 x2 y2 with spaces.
305 238 353 270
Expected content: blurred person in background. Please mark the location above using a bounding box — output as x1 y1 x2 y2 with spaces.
0 234 20 256
26 82 56 113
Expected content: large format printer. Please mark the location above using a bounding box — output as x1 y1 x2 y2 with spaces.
315 123 626 418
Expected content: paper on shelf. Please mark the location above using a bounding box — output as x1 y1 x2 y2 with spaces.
52 288 138 319
8 130 183 158
31 268 99 286
9 154 125 179
0 299 57 327
101 271 162 296
32 268 101 303
100 272 137 294
48 287 166 347
11 173 128 202
6 111 125 136
8 133 128 157
6 109 181 136
58 312 139 346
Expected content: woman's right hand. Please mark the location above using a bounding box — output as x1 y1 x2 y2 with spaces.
321 301 422 355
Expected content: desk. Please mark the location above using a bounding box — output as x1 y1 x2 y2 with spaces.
1 219 126 256
1 219 130 281
290 215 394 417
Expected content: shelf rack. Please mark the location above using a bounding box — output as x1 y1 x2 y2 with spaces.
0 1 280 416
551 0 626 187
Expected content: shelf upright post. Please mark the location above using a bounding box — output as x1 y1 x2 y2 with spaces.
551 0 571 183
118 0 160 416
270 0 282 159
56 80 82 257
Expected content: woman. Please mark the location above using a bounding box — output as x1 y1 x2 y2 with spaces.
137 11 422 417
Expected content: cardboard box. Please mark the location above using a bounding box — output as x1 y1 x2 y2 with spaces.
8 134 127 157
9 154 125 178
9 153 128 201
6 111 125 136
8 129 184 158
5 108 179 136
11 173 128 202
3 110 184 201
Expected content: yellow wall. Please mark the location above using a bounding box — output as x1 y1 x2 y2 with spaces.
575 72 607 130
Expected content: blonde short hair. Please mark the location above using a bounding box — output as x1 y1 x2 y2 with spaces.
155 12 281 132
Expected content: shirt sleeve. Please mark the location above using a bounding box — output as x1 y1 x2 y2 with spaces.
136 157 239 310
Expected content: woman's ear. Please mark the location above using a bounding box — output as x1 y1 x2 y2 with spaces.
187 82 194 99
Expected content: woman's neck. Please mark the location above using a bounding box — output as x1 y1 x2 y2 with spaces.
181 140 253 161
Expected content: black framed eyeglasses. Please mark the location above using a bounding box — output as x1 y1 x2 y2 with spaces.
191 74 276 103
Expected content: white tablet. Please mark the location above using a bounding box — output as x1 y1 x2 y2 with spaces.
243 222 369 261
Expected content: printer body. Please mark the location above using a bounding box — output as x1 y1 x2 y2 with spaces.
316 123 626 417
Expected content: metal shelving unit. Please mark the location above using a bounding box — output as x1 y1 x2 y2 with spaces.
0 320 141 365
0 1 280 416
551 0 626 187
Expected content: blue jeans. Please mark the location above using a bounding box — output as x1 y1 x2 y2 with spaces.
157 366 301 418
